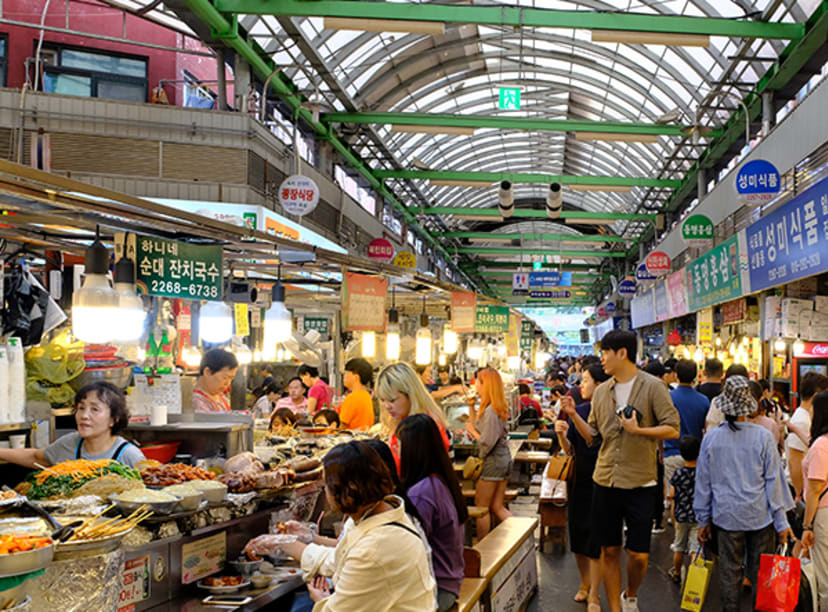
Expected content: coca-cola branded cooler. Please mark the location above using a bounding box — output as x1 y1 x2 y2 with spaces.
792 342 828 408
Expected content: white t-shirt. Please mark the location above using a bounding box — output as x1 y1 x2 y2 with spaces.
614 376 636 409
787 407 811 453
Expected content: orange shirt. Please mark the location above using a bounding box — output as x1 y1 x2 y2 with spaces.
339 389 375 431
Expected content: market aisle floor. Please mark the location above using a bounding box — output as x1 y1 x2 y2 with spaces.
509 490 755 611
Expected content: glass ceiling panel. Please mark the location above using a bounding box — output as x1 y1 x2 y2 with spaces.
114 0 818 241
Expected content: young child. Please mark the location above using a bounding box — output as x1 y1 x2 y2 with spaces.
313 409 341 429
667 434 701 583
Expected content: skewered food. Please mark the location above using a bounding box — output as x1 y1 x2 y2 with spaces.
16 459 141 500
67 503 152 541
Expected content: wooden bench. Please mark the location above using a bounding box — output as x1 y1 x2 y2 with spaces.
537 458 568 551
514 450 550 464
462 487 519 503
473 517 539 610
452 578 487 612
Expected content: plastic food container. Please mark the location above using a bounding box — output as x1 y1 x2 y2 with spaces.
189 480 228 504
140 441 181 464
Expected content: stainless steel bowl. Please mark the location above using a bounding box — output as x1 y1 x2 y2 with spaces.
230 558 262 577
0 542 55 578
54 527 134 560
69 365 133 392
109 493 182 515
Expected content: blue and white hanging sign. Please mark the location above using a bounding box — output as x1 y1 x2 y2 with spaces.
745 174 828 292
618 276 637 297
635 263 657 283
529 271 572 287
735 159 781 206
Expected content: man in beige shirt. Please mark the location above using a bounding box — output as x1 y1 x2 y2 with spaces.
564 330 679 612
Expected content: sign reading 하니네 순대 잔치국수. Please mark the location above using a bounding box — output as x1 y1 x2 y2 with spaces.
136 235 223 300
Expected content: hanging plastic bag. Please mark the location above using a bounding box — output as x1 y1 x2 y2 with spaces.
681 549 714 611
24 329 84 384
756 546 801 612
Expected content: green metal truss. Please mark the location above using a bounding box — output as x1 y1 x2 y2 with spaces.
461 261 600 271
323 112 718 138
212 0 804 39
627 1 828 260
481 271 599 279
376 170 679 188
458 247 626 257
437 231 627 243
178 0 480 292
424 208 657 221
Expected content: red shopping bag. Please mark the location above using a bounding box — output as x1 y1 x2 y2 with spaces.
755 551 801 612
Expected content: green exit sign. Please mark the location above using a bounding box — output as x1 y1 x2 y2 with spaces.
498 87 521 110
533 261 542 271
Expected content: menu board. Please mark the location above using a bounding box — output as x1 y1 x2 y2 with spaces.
686 234 741 312
451 292 476 333
475 305 510 333
181 532 226 585
745 174 828 292
341 272 388 332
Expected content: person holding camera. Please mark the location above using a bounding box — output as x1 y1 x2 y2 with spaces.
564 330 679 612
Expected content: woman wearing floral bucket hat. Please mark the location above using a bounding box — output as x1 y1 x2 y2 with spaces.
694 375 796 612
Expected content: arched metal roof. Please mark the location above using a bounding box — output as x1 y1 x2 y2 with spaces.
103 0 823 296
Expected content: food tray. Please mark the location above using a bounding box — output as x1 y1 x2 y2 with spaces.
196 578 250 594
54 527 134 560
0 542 54 578
109 493 181 515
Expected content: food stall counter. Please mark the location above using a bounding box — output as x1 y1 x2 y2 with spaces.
127 414 253 458
148 574 304 611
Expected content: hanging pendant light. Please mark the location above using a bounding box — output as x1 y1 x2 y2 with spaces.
263 277 292 359
443 307 458 355
438 353 447 366
112 257 146 342
182 346 202 368
793 335 805 356
467 334 484 362
362 331 376 359
199 300 234 344
693 347 704 363
415 297 431 366
72 237 119 343
774 334 787 353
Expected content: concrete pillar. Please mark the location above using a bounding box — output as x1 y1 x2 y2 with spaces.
762 91 774 137
316 141 335 177
697 167 707 199
216 49 227 111
234 54 251 112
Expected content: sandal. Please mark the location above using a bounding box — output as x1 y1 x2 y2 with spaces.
667 567 681 584
574 589 589 603
588 603 601 612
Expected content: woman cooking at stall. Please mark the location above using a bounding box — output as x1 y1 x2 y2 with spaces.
0 381 145 468
193 348 238 413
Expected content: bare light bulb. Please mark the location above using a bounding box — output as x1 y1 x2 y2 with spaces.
442 325 458 355
362 331 376 359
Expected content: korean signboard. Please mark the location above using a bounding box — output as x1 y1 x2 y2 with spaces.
451 292 476 333
279 174 320 216
654 281 669 322
735 159 780 206
529 271 572 287
686 234 741 312
745 174 828 292
475 305 510 333
367 238 395 262
393 251 417 268
666 270 687 319
529 290 572 299
118 555 150 610
645 251 671 277
506 313 521 357
181 532 226 585
520 320 534 351
681 214 714 247
342 272 388 332
630 288 655 329
636 263 657 283
618 276 637 297
299 317 330 337
136 236 223 300
721 298 747 325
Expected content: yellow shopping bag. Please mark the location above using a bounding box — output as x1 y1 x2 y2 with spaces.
681 552 714 611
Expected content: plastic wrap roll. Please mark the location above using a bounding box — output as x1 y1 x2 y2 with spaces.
7 338 25 423
0 346 9 424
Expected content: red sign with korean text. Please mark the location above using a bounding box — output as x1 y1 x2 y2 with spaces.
342 272 388 332
721 298 747 325
645 251 671 276
367 238 395 262
451 292 476 333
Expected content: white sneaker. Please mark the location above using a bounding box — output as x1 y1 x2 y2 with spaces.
621 591 639 612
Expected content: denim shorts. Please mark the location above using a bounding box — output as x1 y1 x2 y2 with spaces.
671 521 700 554
480 446 512 481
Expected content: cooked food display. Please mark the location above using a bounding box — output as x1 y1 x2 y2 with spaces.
218 473 257 494
0 491 18 502
140 463 216 487
275 522 288 534
0 534 52 554
203 576 245 587
161 484 201 497
270 424 299 438
114 490 178 503
188 479 226 490
15 459 142 500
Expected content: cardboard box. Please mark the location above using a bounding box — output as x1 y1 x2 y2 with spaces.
808 325 828 342
814 296 828 314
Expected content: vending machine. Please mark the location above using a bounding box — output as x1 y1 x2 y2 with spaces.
791 342 828 408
